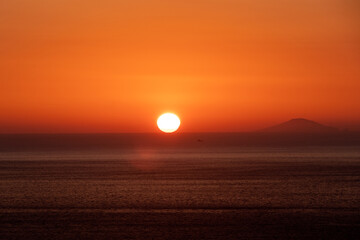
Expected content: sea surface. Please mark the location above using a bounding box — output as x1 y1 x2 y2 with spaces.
0 134 359 239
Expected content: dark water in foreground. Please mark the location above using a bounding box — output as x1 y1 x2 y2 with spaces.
1 142 360 239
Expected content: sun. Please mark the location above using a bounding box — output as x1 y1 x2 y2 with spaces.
157 113 181 133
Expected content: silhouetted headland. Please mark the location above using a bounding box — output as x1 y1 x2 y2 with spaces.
260 118 339 133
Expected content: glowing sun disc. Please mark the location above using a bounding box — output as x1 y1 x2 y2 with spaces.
157 113 180 133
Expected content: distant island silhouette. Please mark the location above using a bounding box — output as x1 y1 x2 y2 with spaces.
260 118 338 133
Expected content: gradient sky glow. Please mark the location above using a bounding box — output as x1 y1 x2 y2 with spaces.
1 0 359 133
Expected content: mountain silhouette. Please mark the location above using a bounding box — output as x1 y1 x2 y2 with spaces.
261 118 338 133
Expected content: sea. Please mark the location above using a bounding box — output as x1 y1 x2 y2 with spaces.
0 133 359 239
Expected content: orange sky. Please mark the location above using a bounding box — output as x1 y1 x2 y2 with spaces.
1 0 360 133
